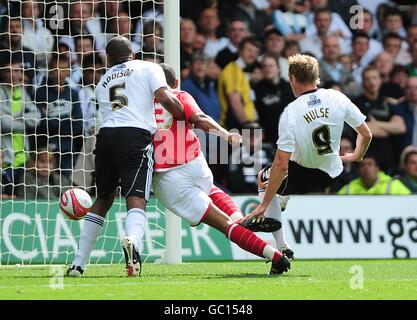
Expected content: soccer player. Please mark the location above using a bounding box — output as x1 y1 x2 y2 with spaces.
245 54 373 256
67 36 185 277
152 64 291 275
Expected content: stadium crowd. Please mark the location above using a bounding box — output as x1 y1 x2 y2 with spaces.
1 0 417 199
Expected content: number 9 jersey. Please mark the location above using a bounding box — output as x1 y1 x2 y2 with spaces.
277 88 366 178
96 60 168 134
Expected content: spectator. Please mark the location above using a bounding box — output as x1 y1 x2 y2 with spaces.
139 21 164 62
407 24 417 46
379 7 407 40
353 66 406 172
270 0 307 42
21 0 54 69
233 0 272 38
16 148 72 199
0 149 14 198
261 28 289 81
353 8 383 68
339 54 353 73
282 39 301 59
60 1 106 53
180 18 197 78
0 57 40 192
194 33 207 52
374 51 395 83
254 54 294 144
133 0 164 46
215 18 249 69
350 31 371 84
382 32 408 66
217 35 260 130
68 56 101 193
392 76 417 153
329 136 358 193
198 7 228 59
227 121 274 193
327 0 357 27
394 146 417 193
107 12 140 53
70 35 95 87
338 155 410 195
323 80 342 91
35 53 83 177
373 51 404 102
182 52 221 122
0 17 36 85
300 8 351 59
390 65 409 91
319 35 360 98
78 53 104 136
399 24 417 66
306 0 352 41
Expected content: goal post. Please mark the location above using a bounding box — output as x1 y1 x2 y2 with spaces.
161 0 182 265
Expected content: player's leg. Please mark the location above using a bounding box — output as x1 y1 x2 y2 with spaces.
121 196 147 277
259 191 294 259
154 157 290 274
67 129 118 277
210 182 281 232
209 186 244 222
119 129 154 277
68 195 116 277
256 165 294 259
202 204 290 275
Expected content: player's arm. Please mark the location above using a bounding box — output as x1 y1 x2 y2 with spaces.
245 149 291 220
227 92 249 124
369 115 406 135
189 111 242 145
154 87 185 120
340 122 372 162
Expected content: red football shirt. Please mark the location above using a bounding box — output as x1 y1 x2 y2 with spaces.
153 89 201 171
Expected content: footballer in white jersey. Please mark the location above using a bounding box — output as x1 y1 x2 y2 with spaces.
245 54 372 257
68 36 184 278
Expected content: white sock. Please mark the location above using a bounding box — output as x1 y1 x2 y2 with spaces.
259 191 289 250
73 212 104 269
263 244 279 261
125 208 146 254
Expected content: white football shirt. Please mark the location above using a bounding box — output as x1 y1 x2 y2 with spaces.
96 60 168 134
277 88 366 178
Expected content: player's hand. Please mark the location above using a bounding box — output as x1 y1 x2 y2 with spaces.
340 153 362 162
227 132 242 146
243 205 267 221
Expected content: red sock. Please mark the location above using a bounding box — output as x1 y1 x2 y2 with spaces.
210 187 244 222
226 223 282 262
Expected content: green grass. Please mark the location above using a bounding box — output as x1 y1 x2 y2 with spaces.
1 260 416 300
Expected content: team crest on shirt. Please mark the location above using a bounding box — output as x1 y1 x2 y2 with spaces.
307 94 322 107
114 63 126 71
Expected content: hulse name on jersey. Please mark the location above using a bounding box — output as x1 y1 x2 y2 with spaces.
303 107 330 123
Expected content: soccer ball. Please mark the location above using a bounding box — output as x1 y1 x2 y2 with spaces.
60 188 92 220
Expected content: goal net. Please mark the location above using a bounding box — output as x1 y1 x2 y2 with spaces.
0 0 180 265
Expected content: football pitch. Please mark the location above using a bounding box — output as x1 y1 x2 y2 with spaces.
0 260 416 300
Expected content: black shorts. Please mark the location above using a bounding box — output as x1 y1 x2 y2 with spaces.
258 161 337 195
94 127 153 200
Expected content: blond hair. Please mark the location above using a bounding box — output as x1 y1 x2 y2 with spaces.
288 54 320 85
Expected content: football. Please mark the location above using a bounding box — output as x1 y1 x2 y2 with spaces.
60 188 92 220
